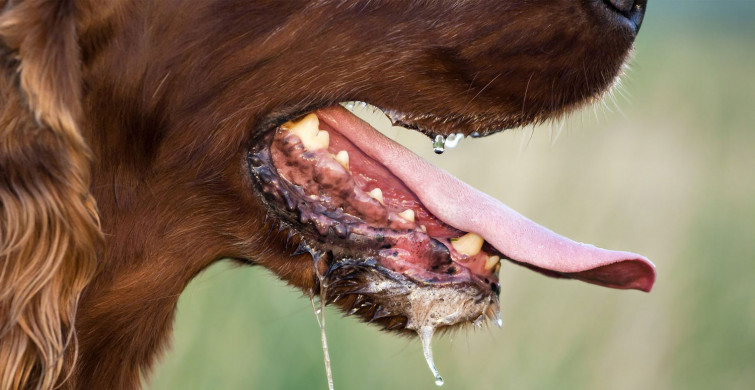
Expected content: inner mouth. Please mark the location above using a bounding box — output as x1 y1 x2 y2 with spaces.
247 103 656 332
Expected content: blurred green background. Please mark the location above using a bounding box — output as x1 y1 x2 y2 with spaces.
148 2 755 389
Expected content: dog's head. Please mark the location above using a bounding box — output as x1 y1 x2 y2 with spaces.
154 0 652 333
1 0 655 388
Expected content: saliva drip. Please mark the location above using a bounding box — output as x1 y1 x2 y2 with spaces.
433 135 445 154
443 133 464 149
418 326 444 387
311 253 335 390
310 294 334 390
433 133 465 153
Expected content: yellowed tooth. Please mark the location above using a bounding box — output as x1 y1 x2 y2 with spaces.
420 224 427 233
494 262 501 275
484 255 500 272
284 113 329 150
368 187 384 205
398 209 415 222
451 232 484 257
334 150 349 170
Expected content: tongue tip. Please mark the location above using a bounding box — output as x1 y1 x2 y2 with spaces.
566 254 657 293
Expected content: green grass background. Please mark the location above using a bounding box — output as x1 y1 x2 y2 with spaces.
148 2 755 389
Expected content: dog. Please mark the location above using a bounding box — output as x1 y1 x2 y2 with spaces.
0 1 655 388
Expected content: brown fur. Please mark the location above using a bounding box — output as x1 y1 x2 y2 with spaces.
0 1 641 388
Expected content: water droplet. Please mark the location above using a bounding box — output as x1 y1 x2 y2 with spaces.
433 135 445 154
473 314 484 328
419 326 444 387
443 133 464 149
493 306 503 328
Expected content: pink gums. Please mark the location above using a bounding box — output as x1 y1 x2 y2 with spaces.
270 124 498 282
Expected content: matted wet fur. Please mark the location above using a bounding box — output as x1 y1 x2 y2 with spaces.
1 1 646 388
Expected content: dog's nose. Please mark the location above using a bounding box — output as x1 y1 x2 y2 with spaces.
605 0 638 14
602 0 647 33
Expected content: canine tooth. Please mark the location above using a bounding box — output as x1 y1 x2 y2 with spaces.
314 130 330 150
398 209 415 222
451 232 484 257
484 255 500 272
368 188 384 205
285 113 329 150
420 225 427 233
334 150 349 170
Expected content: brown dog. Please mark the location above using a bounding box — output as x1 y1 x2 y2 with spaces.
0 1 655 389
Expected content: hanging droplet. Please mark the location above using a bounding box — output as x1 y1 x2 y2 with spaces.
473 314 485 328
419 326 444 386
433 135 445 154
443 133 464 149
493 304 502 328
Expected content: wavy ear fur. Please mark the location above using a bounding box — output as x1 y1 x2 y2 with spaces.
0 1 101 389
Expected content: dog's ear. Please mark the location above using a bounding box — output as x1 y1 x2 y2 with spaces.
0 1 101 389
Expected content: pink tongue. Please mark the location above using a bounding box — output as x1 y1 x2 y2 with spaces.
317 106 656 292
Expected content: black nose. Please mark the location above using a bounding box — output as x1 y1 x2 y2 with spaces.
605 0 638 14
602 0 647 32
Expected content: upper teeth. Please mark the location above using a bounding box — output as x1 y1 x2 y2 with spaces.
451 232 484 257
368 187 384 205
283 113 329 151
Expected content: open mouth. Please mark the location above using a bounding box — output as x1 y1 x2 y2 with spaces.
247 103 656 334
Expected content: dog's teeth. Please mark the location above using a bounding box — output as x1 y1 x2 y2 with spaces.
334 150 349 170
451 232 484 257
433 135 445 154
314 130 330 150
284 113 329 150
398 209 415 222
368 188 384 205
484 255 500 272
420 224 427 233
